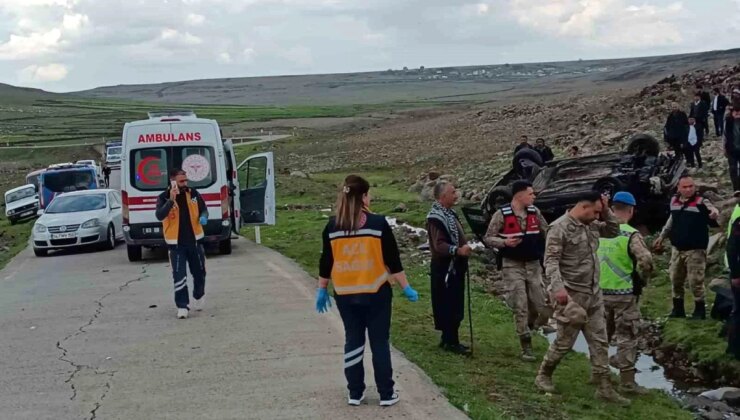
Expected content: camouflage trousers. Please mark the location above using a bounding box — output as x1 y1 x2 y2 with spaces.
502 259 552 337
543 290 609 375
669 248 706 301
604 295 640 372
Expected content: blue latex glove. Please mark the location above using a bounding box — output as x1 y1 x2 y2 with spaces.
199 216 208 226
403 285 419 302
316 288 331 313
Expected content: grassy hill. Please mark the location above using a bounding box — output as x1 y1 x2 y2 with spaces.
72 48 740 106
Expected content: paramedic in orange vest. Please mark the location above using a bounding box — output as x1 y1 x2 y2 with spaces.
155 168 208 320
316 175 419 408
484 180 550 361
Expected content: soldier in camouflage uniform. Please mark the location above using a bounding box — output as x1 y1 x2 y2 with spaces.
654 176 719 320
484 180 550 362
534 191 630 406
597 192 653 395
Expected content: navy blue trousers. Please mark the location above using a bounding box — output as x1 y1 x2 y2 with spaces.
335 286 394 399
168 243 206 309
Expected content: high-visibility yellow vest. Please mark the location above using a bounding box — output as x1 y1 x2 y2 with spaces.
725 205 740 268
598 224 637 295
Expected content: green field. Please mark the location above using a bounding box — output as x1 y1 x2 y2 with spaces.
0 96 419 145
236 154 692 419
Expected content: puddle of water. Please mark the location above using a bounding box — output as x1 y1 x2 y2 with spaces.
546 332 676 394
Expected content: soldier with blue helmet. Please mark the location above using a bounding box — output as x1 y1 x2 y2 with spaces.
597 191 654 395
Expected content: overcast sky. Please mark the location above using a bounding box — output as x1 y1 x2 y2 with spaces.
1 0 739 92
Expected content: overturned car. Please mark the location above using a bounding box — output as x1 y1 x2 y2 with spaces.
463 134 686 241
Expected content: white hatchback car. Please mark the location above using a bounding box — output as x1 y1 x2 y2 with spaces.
3 184 39 224
32 189 123 257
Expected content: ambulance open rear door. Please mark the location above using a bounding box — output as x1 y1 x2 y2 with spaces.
236 152 276 242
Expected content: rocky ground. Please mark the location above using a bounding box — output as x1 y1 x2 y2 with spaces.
283 64 740 206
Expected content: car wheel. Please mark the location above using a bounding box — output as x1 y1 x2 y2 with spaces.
484 186 513 216
103 225 116 250
219 238 232 255
594 176 626 198
9 218 17 225
512 148 544 175
626 134 660 157
127 244 142 262
33 247 48 257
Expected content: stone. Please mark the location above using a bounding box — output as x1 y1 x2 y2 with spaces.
707 233 724 255
702 410 725 420
701 387 740 402
289 170 309 179
394 203 408 213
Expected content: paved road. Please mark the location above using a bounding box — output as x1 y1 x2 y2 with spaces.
0 238 467 420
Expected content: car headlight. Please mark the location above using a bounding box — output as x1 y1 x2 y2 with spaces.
82 219 100 228
35 224 47 233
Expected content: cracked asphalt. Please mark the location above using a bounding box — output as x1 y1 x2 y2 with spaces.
0 237 468 419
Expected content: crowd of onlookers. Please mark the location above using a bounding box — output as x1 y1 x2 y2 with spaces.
664 85 740 190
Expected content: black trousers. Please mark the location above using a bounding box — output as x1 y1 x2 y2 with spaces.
168 243 206 309
714 111 725 136
336 286 394 399
430 258 466 345
728 154 740 192
728 284 740 360
684 144 702 168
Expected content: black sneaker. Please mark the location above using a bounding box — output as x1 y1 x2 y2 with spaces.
380 392 400 407
347 392 365 406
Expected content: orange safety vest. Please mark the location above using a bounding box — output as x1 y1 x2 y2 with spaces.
162 190 205 245
328 215 389 295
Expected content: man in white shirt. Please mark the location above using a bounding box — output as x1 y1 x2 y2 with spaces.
685 117 703 168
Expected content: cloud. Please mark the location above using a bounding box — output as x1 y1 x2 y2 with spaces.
509 0 684 48
0 0 736 91
186 13 205 26
18 63 68 82
0 29 63 60
217 52 232 63
62 13 89 32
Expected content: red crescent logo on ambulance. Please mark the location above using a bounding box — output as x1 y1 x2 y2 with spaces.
137 156 163 185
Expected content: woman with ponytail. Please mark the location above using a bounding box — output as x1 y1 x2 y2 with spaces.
316 175 419 407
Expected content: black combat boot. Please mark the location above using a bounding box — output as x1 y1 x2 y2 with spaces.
520 335 536 362
690 300 706 320
668 298 686 318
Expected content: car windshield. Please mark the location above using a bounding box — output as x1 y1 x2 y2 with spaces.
6 187 36 203
43 170 95 193
46 194 106 213
108 147 122 156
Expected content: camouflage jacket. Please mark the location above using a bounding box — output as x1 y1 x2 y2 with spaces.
545 209 620 295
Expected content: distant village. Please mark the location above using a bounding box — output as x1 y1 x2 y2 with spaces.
384 63 613 80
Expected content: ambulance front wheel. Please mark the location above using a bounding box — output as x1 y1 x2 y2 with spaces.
127 244 142 262
219 238 232 255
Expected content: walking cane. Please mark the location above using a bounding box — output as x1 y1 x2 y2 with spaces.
466 268 474 356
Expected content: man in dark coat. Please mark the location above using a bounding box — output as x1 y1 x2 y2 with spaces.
514 135 532 154
725 96 740 193
535 138 555 162
712 87 730 137
427 181 471 355
690 93 710 136
664 103 689 152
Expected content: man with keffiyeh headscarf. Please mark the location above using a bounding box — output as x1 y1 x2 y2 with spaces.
427 181 472 355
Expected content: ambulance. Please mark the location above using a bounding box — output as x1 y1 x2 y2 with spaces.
120 111 275 262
